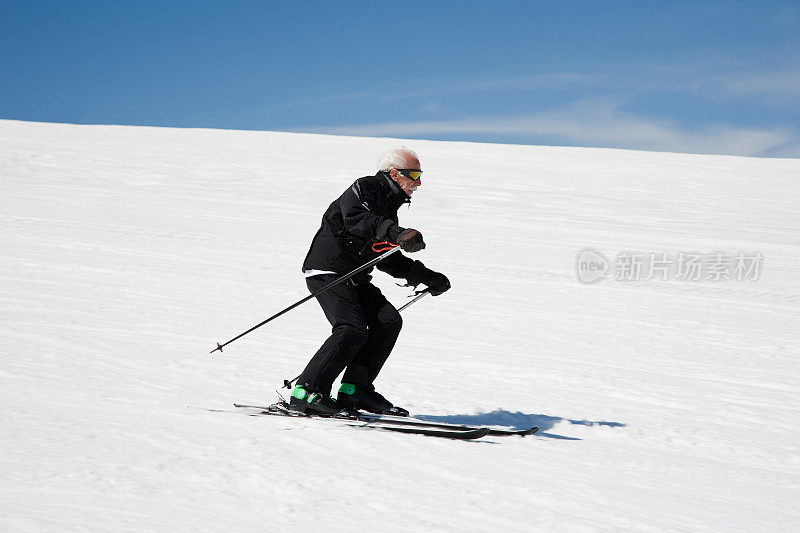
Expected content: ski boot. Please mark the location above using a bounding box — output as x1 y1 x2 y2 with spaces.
337 383 409 417
288 385 339 417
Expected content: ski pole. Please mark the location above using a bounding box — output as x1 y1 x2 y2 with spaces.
282 287 431 389
398 288 430 312
210 245 402 354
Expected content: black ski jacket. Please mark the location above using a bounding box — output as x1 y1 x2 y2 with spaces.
302 172 427 283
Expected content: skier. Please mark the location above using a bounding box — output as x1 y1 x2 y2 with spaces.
289 147 450 417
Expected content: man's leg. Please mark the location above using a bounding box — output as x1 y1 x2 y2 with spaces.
341 282 403 387
297 276 369 395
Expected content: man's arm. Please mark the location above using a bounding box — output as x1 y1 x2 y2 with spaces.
377 256 451 296
341 177 425 251
376 254 423 280
340 177 448 293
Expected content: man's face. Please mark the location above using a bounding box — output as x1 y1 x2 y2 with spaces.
389 159 422 197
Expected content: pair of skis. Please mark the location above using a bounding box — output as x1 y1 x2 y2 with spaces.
233 402 539 440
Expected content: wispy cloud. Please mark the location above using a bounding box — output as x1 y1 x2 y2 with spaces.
713 69 800 98
265 72 609 111
270 64 800 113
300 99 799 157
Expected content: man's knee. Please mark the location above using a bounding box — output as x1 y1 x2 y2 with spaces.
385 311 402 334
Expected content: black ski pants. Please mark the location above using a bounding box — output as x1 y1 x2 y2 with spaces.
298 275 403 395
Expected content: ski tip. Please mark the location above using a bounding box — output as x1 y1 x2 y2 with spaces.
473 427 491 439
484 426 540 437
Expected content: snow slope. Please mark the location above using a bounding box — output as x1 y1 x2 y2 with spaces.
1 119 799 532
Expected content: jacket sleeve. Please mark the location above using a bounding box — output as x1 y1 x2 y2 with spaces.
339 178 390 240
376 253 427 283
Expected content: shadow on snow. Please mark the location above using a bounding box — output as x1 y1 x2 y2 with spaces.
414 410 626 440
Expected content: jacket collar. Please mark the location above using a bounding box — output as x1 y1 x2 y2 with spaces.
378 171 411 208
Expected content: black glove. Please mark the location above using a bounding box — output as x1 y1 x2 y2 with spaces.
398 229 425 253
420 268 451 296
386 224 426 253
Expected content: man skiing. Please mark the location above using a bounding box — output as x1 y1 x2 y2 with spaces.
289 147 450 417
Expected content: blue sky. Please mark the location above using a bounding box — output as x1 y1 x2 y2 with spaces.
2 1 799 157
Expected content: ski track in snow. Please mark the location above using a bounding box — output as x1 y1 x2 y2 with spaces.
1 119 799 532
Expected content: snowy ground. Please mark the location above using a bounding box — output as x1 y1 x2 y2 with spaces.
1 119 799 532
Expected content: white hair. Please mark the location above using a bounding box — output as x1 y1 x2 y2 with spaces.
376 146 420 172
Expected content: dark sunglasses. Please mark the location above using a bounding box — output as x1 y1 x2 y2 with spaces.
397 168 423 181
